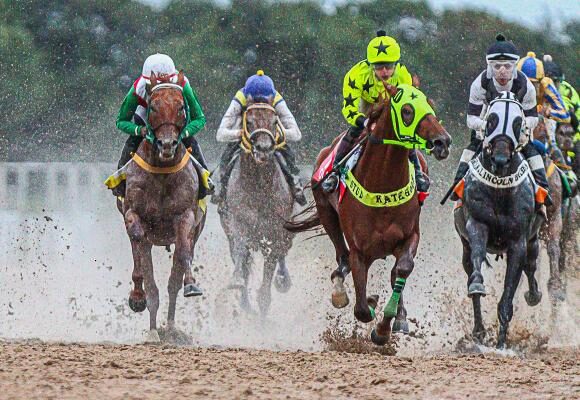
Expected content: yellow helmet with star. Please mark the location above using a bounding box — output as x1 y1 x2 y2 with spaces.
366 30 401 64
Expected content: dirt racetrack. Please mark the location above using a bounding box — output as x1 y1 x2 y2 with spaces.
1 340 578 400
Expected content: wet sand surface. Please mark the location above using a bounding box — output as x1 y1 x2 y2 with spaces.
1 340 578 400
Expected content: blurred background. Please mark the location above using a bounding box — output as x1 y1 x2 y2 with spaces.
1 0 578 163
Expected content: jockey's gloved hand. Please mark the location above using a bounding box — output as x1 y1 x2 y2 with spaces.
355 116 369 130
140 127 147 137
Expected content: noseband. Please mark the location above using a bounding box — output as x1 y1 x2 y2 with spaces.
240 103 287 153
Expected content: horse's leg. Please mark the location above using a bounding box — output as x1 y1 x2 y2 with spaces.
141 243 160 343
350 250 373 323
466 219 489 296
167 210 198 333
372 232 419 345
544 212 564 302
273 256 292 293
497 238 526 349
257 254 277 316
125 210 147 313
229 238 252 312
460 237 485 341
523 236 543 307
314 192 350 308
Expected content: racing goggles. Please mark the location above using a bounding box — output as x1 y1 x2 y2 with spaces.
373 62 396 70
488 60 516 72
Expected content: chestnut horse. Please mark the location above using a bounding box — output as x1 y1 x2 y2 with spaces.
287 84 451 345
119 72 206 342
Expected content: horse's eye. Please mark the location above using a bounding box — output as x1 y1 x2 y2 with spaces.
486 113 499 134
401 104 415 126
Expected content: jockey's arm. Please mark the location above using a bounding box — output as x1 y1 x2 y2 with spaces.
466 74 487 133
341 64 366 128
541 77 570 124
216 100 244 142
181 82 206 138
116 86 142 136
275 100 301 141
521 79 539 132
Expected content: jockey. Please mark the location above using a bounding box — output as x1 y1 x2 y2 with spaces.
212 70 306 206
322 30 429 194
451 34 551 205
113 53 210 197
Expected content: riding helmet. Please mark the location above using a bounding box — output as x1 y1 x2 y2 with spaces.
517 51 544 82
366 30 401 64
486 34 519 61
243 70 276 102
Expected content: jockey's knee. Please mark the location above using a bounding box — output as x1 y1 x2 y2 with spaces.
125 210 145 241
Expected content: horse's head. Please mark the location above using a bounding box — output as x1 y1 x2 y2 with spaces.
556 123 575 153
241 101 279 164
146 71 187 160
483 92 524 173
368 84 451 160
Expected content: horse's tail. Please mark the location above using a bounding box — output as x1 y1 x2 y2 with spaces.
284 201 321 233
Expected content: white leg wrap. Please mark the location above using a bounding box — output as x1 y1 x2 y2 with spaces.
460 149 476 163
527 154 545 171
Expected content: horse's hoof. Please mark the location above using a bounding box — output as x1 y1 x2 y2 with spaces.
524 290 542 306
183 283 203 297
128 296 147 313
468 283 487 297
145 329 160 344
331 277 349 308
273 272 292 293
367 295 379 309
473 329 486 343
548 288 566 302
354 308 374 323
392 319 409 334
370 328 389 346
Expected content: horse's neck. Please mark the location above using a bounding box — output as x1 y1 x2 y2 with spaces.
356 138 410 192
138 141 186 168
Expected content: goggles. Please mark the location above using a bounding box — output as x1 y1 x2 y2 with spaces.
488 60 516 71
373 62 396 70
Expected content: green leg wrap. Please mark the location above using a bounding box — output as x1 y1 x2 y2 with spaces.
368 305 376 319
384 278 406 318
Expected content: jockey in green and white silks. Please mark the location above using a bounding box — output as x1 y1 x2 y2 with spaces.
450 34 552 206
212 70 306 206
113 53 210 197
322 30 430 194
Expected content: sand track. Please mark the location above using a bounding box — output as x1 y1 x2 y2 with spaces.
1 340 578 400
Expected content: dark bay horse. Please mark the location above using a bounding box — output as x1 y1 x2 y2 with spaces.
119 72 206 342
218 102 294 315
287 84 451 345
454 94 544 348
533 120 565 303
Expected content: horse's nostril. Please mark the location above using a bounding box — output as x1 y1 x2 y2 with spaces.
434 139 444 148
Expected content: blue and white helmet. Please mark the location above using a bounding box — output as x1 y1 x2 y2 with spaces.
243 70 276 102
141 53 177 81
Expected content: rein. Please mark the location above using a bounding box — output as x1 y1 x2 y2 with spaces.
240 103 287 153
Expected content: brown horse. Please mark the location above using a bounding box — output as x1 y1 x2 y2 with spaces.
287 84 451 345
218 102 294 315
119 72 206 342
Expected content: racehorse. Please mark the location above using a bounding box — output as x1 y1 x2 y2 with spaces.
453 93 544 348
118 71 206 342
533 119 565 302
286 84 451 345
218 101 294 315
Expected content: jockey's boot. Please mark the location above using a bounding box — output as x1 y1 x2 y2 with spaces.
112 135 144 197
183 137 214 195
275 152 307 206
211 142 241 205
409 150 430 193
522 142 553 207
321 126 362 193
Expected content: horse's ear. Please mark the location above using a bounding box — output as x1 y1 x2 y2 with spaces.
385 83 398 98
150 71 158 88
412 74 421 88
177 70 185 87
427 98 436 109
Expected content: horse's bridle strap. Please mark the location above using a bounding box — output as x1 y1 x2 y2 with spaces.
132 151 191 174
